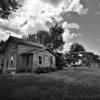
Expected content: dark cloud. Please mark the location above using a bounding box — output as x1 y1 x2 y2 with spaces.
0 23 22 34
20 20 28 27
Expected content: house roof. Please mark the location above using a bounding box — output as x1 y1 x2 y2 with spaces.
1 36 56 56
21 48 57 56
8 36 46 48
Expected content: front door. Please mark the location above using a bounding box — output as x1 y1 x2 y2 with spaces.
24 54 33 72
44 56 50 67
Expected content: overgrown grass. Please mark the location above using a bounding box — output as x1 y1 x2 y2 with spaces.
0 69 100 100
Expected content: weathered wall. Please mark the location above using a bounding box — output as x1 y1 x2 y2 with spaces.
3 42 18 72
33 50 56 70
18 44 37 54
16 44 39 72
22 54 33 72
0 40 56 73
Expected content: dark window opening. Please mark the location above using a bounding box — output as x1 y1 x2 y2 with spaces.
26 55 29 66
1 59 4 69
50 56 53 65
39 56 42 65
11 60 13 65
6 58 9 68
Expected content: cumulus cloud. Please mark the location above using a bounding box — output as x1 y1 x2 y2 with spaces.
0 0 88 50
0 23 22 34
1 0 87 34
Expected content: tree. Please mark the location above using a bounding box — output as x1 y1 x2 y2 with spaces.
82 52 100 67
25 24 65 51
48 24 64 51
93 54 100 64
36 30 50 45
0 40 6 53
56 52 66 70
24 33 37 43
65 51 72 65
23 31 50 44
66 43 85 69
0 0 19 19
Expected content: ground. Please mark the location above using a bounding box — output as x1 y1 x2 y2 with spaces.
0 67 100 100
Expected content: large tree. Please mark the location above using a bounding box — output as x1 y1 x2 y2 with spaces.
0 40 5 50
0 0 19 19
25 24 65 51
24 31 50 44
65 43 85 69
24 33 37 43
82 52 100 67
48 24 64 51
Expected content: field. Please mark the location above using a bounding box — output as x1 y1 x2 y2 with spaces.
0 68 100 100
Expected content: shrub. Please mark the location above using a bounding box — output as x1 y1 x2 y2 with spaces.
56 53 66 70
35 67 56 74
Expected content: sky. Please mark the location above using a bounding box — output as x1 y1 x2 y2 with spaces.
0 0 100 55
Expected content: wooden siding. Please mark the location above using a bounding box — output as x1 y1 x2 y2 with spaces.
16 55 24 71
18 44 37 54
0 38 56 73
33 50 56 70
3 42 18 72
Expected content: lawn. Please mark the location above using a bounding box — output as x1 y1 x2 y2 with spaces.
0 68 100 100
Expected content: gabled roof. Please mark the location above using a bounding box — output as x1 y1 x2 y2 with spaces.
5 36 46 48
1 36 56 56
21 48 57 56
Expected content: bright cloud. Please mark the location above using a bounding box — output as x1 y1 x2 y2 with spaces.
0 0 88 51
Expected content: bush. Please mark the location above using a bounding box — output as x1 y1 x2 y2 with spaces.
56 53 66 70
35 67 56 74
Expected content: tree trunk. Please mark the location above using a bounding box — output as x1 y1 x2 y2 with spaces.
73 62 76 70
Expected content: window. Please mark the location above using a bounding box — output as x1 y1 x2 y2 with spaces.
26 55 29 66
11 60 13 65
39 56 42 65
11 57 13 65
50 56 53 65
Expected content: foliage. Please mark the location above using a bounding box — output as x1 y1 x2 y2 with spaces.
0 40 5 50
65 43 85 69
0 0 20 19
82 52 100 67
56 52 66 70
93 54 100 64
25 24 65 51
48 24 64 50
35 67 56 74
70 43 85 54
24 33 37 42
36 30 50 44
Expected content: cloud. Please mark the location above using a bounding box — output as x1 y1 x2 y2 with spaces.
6 0 87 35
0 0 87 52
62 21 81 52
62 22 80 29
0 23 22 34
40 0 62 7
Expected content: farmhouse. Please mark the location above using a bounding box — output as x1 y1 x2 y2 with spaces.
0 36 56 73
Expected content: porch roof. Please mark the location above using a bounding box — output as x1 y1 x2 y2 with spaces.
21 48 57 56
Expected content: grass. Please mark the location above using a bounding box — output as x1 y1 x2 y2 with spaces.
1 68 100 99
